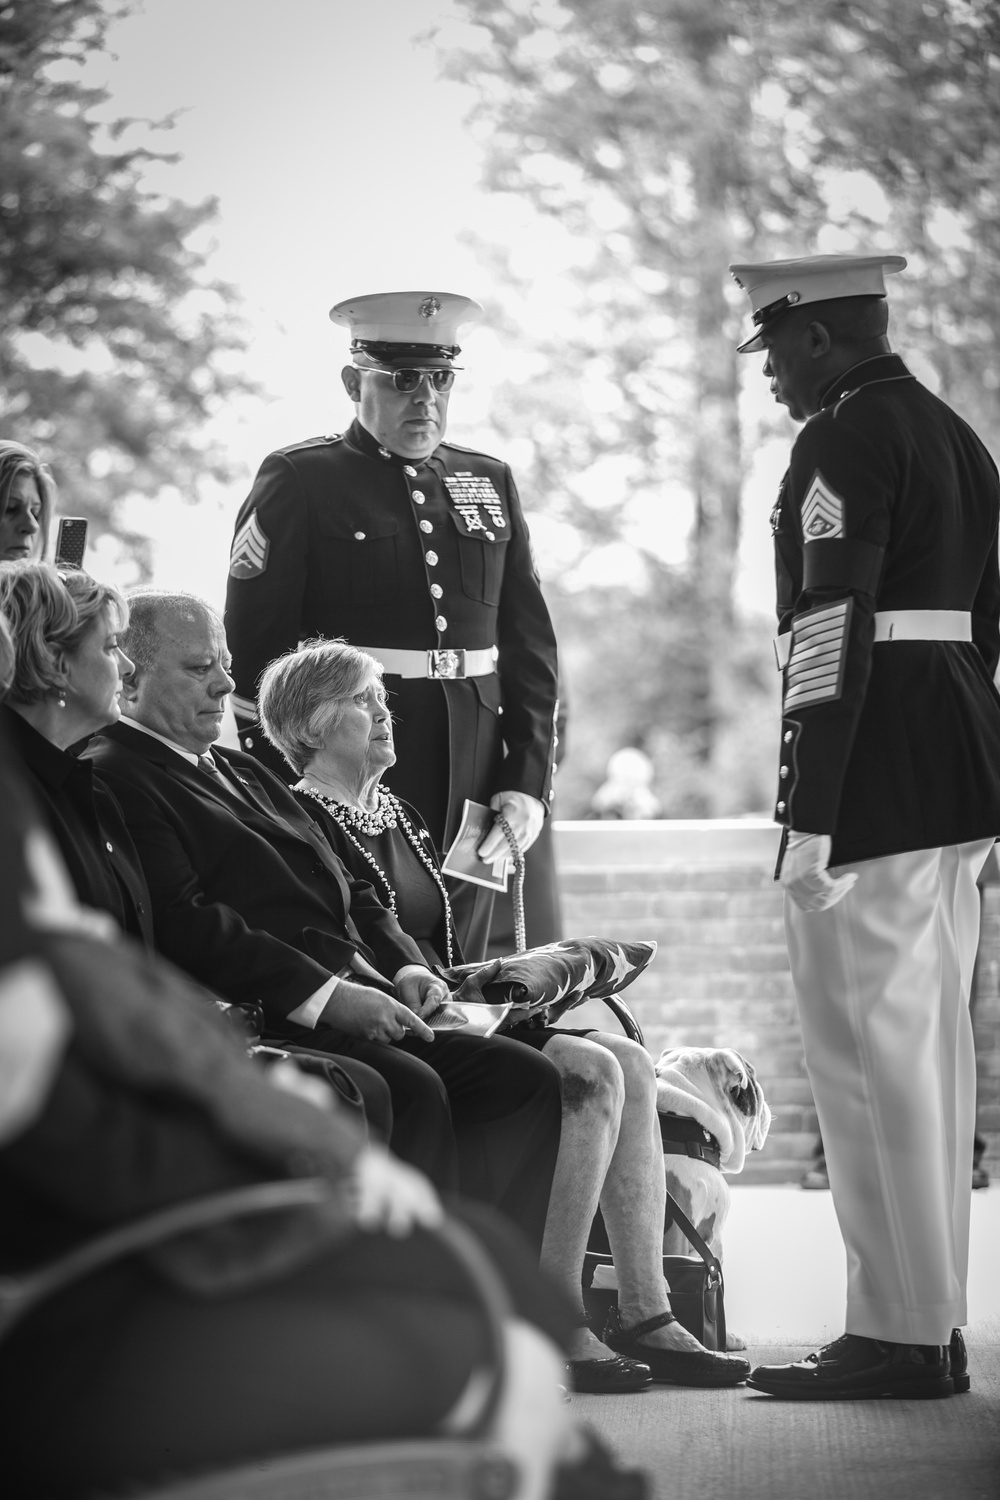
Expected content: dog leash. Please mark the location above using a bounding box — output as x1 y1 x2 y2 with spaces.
497 813 526 954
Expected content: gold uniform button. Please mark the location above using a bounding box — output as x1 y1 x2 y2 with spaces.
430 584 443 599
419 520 433 534
435 615 447 632
403 465 417 477
412 490 425 504
426 551 439 566
485 530 495 540
354 531 366 540
776 801 786 813
245 735 254 748
779 766 788 778
105 841 114 853
783 730 793 743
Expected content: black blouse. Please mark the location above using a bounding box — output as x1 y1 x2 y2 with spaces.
2 706 153 947
294 791 460 967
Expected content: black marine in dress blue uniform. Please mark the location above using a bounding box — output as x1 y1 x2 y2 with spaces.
730 252 1000 1398
771 349 1000 861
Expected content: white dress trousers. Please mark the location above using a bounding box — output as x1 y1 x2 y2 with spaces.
784 839 993 1345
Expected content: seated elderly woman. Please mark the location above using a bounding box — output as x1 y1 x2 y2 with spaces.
258 639 751 1393
0 441 56 563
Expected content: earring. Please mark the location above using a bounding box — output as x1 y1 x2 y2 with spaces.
57 689 67 710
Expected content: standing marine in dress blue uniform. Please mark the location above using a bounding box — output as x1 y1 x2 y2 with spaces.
729 252 1000 1400
224 292 559 960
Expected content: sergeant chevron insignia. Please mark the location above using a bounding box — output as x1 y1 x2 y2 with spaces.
229 510 270 578
801 472 845 540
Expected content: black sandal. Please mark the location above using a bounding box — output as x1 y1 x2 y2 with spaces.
603 1308 750 1387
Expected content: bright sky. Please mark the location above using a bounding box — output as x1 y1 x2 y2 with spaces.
83 0 789 614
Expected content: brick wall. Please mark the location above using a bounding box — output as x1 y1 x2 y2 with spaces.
552 821 1000 1186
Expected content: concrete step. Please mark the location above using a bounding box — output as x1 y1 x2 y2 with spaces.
565 893 786 924
560 865 779 894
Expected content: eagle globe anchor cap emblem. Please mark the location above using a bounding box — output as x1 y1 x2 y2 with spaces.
329 291 484 368
728 252 907 353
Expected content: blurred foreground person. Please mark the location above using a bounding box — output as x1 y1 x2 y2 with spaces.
730 252 1000 1399
0 441 55 562
0 627 626 1499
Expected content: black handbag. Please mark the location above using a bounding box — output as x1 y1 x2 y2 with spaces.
583 1188 727 1351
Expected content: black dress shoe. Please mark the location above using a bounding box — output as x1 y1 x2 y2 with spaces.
747 1333 954 1400
568 1353 653 1394
603 1308 750 1388
950 1328 970 1394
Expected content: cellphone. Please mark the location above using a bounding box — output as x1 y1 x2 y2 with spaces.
54 517 88 569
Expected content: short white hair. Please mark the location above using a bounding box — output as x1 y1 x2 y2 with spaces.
257 638 384 775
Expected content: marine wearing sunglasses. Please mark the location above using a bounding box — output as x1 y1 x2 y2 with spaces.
342 358 459 462
366 367 457 393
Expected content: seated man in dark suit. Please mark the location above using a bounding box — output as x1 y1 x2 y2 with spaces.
86 590 561 1251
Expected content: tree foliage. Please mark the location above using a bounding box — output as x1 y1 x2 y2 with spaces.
0 0 251 566
439 0 998 815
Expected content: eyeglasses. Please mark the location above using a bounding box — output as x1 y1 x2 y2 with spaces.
367 367 456 393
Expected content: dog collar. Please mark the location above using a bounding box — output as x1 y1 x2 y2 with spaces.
659 1113 722 1170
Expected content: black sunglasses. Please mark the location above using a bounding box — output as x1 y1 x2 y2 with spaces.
368 367 456 393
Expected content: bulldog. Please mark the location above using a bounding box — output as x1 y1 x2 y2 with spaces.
655 1046 771 1350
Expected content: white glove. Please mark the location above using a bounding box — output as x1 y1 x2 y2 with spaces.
477 791 546 863
780 831 858 912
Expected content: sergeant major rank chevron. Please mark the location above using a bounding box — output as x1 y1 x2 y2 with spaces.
229 510 270 579
800 472 845 540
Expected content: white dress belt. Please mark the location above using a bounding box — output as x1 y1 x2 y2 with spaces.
355 646 497 680
774 609 972 670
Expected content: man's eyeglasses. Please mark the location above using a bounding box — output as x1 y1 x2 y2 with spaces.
367 367 456 393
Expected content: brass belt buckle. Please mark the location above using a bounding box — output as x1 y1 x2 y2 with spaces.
428 648 466 679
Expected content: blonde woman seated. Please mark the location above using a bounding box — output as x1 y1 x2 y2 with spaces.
258 639 750 1393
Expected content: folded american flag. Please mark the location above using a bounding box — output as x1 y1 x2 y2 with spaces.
441 937 657 1022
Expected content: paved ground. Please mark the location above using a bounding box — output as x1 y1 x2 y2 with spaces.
574 1185 1000 1500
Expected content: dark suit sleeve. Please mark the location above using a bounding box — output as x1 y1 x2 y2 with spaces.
225 452 310 756
94 767 333 1020
494 465 559 807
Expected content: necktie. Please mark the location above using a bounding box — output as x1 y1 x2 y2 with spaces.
198 752 250 806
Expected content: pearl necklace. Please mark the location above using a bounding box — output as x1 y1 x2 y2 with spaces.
302 785 398 836
300 785 456 966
